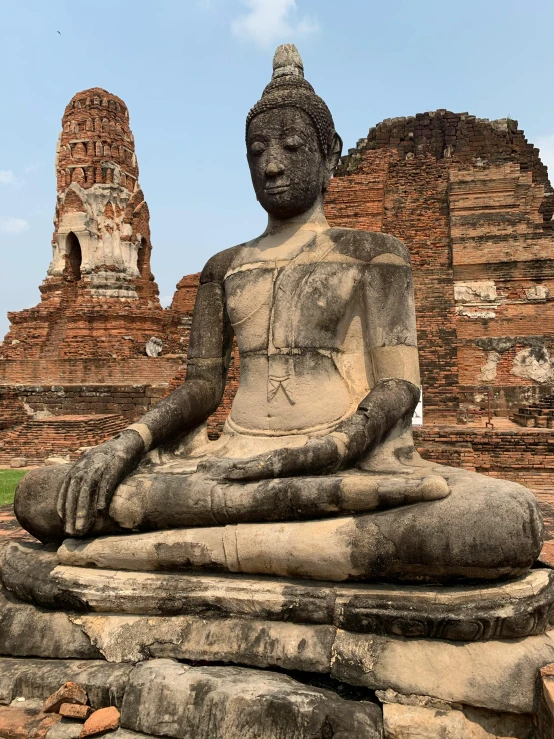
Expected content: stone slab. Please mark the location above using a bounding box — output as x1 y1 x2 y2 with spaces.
70 612 335 670
0 658 133 709
119 659 382 739
382 702 531 738
0 589 101 659
2 593 554 714
331 628 554 714
4 541 554 641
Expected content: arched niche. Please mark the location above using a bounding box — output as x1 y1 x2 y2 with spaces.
66 232 82 280
137 237 148 278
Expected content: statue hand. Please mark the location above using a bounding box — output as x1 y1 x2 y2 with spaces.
57 430 145 537
197 438 340 481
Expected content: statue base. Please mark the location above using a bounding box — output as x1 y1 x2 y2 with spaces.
2 542 554 737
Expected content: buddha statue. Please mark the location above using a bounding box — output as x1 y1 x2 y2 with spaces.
15 44 543 584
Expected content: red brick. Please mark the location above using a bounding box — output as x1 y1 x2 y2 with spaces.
42 682 87 714
79 707 120 737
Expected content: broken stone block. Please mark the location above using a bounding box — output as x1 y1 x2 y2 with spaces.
42 683 87 714
80 706 120 738
525 285 549 301
382 702 532 738
120 659 382 739
45 457 71 466
453 281 496 303
9 457 27 469
59 703 92 720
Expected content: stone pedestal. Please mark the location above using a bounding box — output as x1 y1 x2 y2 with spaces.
1 542 554 737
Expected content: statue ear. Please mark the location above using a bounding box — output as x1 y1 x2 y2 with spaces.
328 132 343 173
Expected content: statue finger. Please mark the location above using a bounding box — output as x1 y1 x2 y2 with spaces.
73 467 103 536
62 471 86 536
56 471 72 521
96 461 125 511
223 456 274 480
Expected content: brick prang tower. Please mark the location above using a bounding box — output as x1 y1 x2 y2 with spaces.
2 88 165 361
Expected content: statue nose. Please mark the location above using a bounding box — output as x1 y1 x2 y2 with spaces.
265 161 284 177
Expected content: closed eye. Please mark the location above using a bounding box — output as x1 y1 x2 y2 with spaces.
250 141 266 155
283 135 304 150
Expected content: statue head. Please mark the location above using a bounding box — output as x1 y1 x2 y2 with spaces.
246 44 343 220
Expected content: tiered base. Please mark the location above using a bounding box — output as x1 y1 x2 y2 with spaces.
2 542 554 737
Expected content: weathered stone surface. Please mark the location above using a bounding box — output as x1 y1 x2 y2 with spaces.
0 658 133 709
537 664 554 738
0 542 83 611
0 589 101 659
56 464 543 584
30 554 554 641
120 659 382 739
1 595 553 715
70 612 335 669
50 563 334 623
331 628 554 713
80 706 120 737
46 719 85 739
42 682 87 714
382 702 531 738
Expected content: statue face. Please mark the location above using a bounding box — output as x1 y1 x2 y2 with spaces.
247 107 326 219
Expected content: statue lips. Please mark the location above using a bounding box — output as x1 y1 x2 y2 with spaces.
265 181 291 195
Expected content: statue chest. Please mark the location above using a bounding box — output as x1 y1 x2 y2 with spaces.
224 261 363 354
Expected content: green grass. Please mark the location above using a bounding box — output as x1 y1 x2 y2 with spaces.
0 469 27 506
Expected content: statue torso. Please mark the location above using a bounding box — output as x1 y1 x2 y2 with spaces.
223 227 374 435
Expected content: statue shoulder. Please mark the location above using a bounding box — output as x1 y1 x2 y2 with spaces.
199 244 245 285
327 227 411 265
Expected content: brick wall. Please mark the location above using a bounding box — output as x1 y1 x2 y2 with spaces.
325 110 554 416
414 425 554 490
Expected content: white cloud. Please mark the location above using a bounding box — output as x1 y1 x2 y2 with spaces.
536 134 554 182
0 170 15 185
231 0 319 48
0 217 29 234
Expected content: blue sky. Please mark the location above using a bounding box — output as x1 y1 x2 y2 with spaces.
1 0 554 337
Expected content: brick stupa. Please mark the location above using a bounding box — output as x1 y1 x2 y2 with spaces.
1 88 165 361
0 89 186 464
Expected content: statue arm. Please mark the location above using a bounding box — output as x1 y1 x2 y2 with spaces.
58 261 233 536
364 252 420 388
124 278 233 451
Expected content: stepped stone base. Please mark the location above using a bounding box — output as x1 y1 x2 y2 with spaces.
2 542 554 735
3 541 554 642
2 583 554 715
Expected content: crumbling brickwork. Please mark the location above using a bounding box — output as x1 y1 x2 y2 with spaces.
0 90 189 459
325 110 554 419
1 88 173 363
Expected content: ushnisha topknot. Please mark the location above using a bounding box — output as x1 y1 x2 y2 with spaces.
246 44 337 157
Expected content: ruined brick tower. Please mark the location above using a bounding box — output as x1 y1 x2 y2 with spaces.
0 89 186 464
1 88 165 360
325 111 554 420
